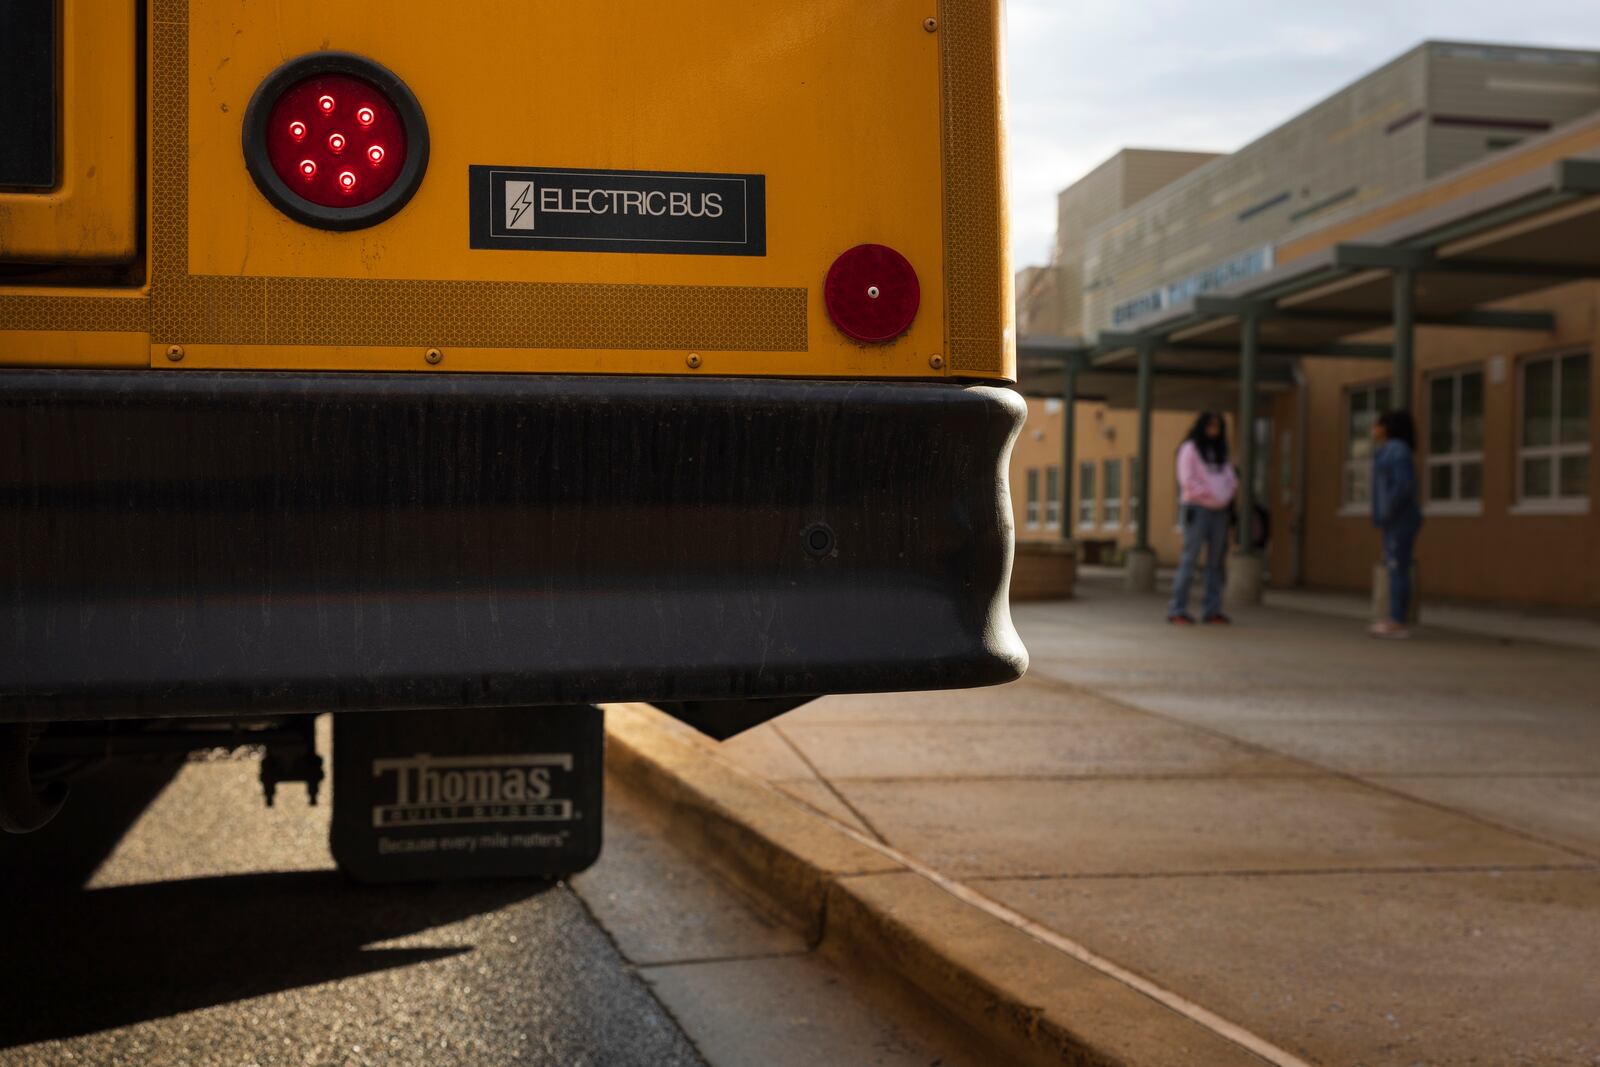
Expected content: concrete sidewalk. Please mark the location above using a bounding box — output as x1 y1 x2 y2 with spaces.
1262 585 1600 652
712 574 1600 1066
1079 562 1600 651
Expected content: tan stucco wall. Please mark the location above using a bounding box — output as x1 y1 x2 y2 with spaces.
1011 281 1598 609
1010 397 1194 564
1266 390 1301 587
1293 282 1600 607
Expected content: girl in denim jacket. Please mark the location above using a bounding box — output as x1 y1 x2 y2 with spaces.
1371 410 1422 639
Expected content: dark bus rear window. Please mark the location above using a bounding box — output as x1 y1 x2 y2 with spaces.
0 0 58 190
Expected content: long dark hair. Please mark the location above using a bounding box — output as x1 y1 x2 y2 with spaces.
1377 409 1416 449
1183 410 1229 467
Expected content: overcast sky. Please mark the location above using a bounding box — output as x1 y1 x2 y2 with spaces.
1005 1 1600 267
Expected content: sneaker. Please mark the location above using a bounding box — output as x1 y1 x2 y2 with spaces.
1167 613 1196 625
1203 613 1232 625
1370 620 1411 640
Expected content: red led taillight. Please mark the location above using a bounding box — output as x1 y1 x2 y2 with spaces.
262 73 405 209
823 244 921 343
245 52 430 230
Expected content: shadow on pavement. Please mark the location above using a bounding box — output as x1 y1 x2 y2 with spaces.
0 867 551 1048
0 758 185 893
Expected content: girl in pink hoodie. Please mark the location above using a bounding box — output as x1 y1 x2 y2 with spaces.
1167 412 1238 625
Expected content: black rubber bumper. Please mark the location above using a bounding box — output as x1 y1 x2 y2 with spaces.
0 370 1027 724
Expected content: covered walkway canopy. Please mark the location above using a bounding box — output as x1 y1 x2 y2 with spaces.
1017 115 1600 573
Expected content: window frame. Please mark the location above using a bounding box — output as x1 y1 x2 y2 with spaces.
1515 349 1590 514
1102 458 1123 529
1423 364 1485 517
1340 381 1392 516
1077 461 1096 529
1025 468 1040 529
1044 466 1061 529
1250 415 1271 502
1128 454 1141 527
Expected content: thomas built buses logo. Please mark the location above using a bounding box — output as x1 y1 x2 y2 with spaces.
370 753 575 829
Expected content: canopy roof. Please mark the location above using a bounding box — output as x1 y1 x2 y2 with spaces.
1018 112 1600 409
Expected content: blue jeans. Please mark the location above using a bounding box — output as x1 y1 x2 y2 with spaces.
1383 522 1418 624
1168 505 1230 619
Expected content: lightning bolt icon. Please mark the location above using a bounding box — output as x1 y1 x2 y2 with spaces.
508 184 534 229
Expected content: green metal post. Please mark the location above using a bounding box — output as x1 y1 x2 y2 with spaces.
1135 340 1154 552
1237 311 1259 554
1392 267 1415 411
1061 353 1077 541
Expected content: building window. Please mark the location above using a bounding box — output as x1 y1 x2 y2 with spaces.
1519 351 1590 507
1253 416 1271 501
1078 462 1096 528
1103 459 1123 528
1426 368 1484 508
1025 468 1040 528
1279 429 1294 496
1045 467 1061 528
1343 382 1392 509
1129 455 1141 526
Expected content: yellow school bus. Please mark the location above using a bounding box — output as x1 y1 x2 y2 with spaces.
0 0 1023 863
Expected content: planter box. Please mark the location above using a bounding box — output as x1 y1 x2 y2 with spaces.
1011 541 1077 601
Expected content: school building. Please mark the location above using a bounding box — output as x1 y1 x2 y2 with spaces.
1013 40 1600 610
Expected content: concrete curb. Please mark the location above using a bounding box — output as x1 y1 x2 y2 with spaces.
603 701 899 944
603 702 1272 1067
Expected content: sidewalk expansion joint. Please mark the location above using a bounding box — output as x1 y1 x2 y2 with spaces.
1365 771 1600 779
604 702 1313 1067
801 786 1315 1067
634 948 814 970
770 722 892 845
564 871 715 1067
821 771 1329 784
1027 674 1600 865
972 861 1600 882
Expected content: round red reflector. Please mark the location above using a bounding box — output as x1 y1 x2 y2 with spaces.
823 244 920 343
261 72 406 209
